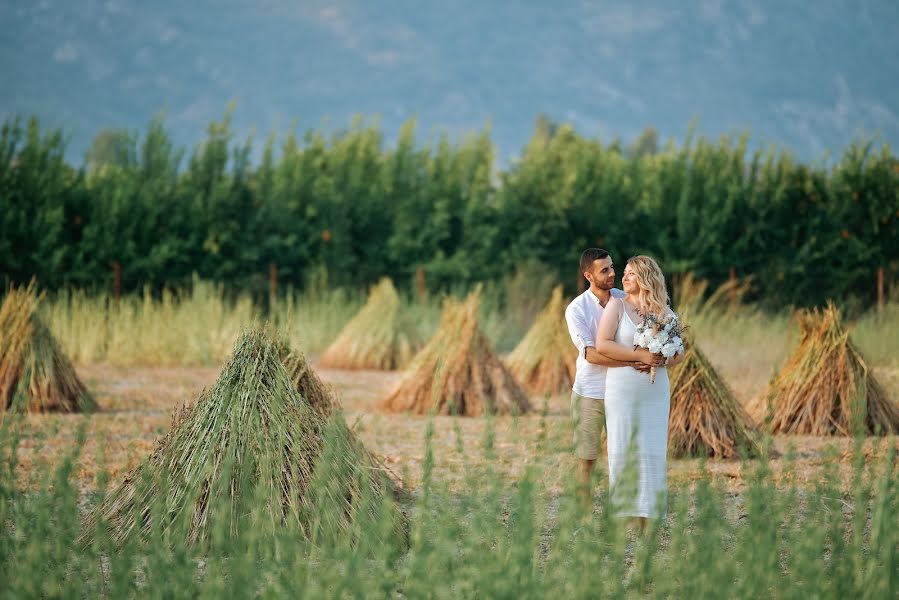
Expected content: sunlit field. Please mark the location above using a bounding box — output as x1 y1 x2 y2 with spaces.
1 281 897 597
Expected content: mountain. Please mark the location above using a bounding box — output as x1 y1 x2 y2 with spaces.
2 0 897 164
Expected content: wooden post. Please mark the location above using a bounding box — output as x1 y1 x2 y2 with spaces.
112 261 121 300
728 267 737 310
877 266 884 312
415 266 426 302
269 262 278 304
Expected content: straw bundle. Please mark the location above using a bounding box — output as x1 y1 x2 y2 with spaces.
86 330 404 548
381 291 530 416
280 343 336 417
672 272 752 315
0 282 93 413
319 278 420 370
668 336 759 458
505 285 575 397
750 303 899 436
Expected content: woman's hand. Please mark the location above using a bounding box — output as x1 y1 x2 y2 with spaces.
664 349 686 368
637 348 666 367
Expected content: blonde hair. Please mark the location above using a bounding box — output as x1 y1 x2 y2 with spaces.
627 256 669 319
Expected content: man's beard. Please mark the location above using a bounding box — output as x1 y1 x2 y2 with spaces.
595 278 615 291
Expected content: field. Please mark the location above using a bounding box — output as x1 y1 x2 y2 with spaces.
2 284 898 597
12 360 899 495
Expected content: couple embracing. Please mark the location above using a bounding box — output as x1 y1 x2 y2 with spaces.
565 249 685 530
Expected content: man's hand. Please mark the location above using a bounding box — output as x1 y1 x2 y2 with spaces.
632 361 651 373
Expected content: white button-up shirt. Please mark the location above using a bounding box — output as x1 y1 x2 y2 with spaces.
565 288 626 399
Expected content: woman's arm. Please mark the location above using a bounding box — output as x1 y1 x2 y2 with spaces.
584 347 647 369
566 299 647 369
595 298 662 366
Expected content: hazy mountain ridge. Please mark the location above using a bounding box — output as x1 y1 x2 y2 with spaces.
2 0 897 163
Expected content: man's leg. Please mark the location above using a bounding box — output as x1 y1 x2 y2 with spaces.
577 458 596 487
571 392 604 509
577 458 596 512
624 517 649 537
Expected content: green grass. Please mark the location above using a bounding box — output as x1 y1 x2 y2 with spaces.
853 303 899 367
41 281 365 367
38 278 546 367
7 279 898 596
1 416 896 598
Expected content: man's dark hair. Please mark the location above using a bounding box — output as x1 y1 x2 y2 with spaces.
579 248 610 275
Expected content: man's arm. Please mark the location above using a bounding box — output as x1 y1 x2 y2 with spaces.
564 303 595 356
565 303 650 372
585 347 650 371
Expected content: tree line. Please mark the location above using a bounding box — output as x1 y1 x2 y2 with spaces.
1 113 897 309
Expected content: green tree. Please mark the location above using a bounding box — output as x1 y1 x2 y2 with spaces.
85 128 136 172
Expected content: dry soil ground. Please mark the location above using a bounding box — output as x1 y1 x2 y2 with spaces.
9 363 898 498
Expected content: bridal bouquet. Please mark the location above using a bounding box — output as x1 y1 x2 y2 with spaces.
633 312 686 383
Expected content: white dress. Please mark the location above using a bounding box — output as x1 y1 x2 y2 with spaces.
604 307 670 519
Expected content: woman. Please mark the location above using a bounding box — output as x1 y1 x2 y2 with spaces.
595 256 685 529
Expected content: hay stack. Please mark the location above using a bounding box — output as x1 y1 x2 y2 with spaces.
319 278 420 370
673 272 752 315
750 303 899 436
87 330 403 548
668 336 759 458
505 285 575 397
381 291 530 416
280 342 336 417
0 282 93 413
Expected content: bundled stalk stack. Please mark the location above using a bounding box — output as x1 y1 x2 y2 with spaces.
319 278 420 370
667 334 759 458
381 291 530 416
750 303 899 436
86 330 404 548
0 282 93 413
280 342 336 417
673 272 752 316
505 285 575 397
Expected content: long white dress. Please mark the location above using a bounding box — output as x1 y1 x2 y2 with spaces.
604 308 670 519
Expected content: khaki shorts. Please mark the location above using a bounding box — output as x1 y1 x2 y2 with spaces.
571 391 605 460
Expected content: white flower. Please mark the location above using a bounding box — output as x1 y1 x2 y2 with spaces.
671 336 682 348
661 343 677 358
648 339 663 354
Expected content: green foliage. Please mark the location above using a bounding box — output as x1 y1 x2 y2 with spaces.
2 113 898 308
86 128 137 172
1 415 896 597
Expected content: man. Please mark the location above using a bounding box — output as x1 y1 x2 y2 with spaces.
565 248 649 507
